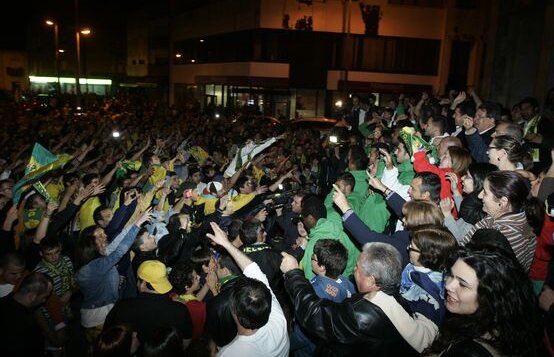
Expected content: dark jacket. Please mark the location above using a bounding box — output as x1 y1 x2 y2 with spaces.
275 209 300 248
386 192 407 220
439 339 497 357
204 276 239 347
104 292 193 342
342 210 410 267
242 242 292 324
284 269 418 356
0 294 44 357
131 250 157 276
132 231 190 274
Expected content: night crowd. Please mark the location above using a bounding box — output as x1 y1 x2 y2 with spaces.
1 87 554 357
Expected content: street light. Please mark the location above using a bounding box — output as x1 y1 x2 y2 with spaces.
45 20 61 94
75 27 91 107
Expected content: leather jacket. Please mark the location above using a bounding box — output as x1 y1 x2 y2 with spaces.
284 269 418 356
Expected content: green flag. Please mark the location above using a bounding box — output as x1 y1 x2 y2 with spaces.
399 127 438 164
13 143 73 204
116 160 143 179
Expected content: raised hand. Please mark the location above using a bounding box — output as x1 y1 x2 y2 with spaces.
280 252 299 273
46 201 59 216
332 184 350 214
367 172 387 193
3 206 18 229
462 115 475 131
379 148 393 169
135 207 154 227
91 183 106 196
453 91 467 106
445 172 461 197
123 188 139 206
439 197 454 218
206 221 230 247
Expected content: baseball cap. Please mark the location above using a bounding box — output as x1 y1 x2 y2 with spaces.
202 181 223 196
137 260 172 294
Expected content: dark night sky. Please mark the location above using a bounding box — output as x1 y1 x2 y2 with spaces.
0 0 148 50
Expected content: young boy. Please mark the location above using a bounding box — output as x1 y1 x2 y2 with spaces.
34 236 76 319
310 238 356 302
169 259 217 338
30 237 75 355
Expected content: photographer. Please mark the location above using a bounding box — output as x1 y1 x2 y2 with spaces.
275 191 308 251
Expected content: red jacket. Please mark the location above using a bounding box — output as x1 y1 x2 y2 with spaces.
529 215 554 281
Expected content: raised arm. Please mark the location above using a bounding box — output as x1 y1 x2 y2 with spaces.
206 221 253 271
269 170 293 192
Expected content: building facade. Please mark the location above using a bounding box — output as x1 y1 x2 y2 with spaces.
124 0 554 117
164 0 491 117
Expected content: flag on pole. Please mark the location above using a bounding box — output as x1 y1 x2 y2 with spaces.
13 143 73 204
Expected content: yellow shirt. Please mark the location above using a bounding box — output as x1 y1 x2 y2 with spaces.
195 196 218 215
231 193 256 211
79 197 101 231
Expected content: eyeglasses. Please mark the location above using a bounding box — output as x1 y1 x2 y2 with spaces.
488 146 497 150
407 244 421 254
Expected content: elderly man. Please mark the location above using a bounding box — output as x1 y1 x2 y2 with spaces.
281 242 438 355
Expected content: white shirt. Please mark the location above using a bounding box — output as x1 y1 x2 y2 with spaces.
0 283 14 298
217 263 289 357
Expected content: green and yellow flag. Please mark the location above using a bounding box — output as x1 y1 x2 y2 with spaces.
399 127 438 164
188 146 209 165
115 160 143 179
13 143 73 204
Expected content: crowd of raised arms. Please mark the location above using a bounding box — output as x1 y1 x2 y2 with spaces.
0 87 554 357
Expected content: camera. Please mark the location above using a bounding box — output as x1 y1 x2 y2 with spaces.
263 190 297 215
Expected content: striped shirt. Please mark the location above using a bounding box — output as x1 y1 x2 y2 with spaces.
461 212 536 271
34 255 75 297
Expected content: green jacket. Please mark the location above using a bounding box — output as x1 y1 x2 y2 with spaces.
324 187 364 228
397 160 415 185
349 170 370 197
301 218 360 280
357 193 390 233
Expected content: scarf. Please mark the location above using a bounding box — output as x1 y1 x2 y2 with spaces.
400 263 444 311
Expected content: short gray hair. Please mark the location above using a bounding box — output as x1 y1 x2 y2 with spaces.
361 242 402 295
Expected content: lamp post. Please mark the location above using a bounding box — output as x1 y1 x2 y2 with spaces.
45 20 61 95
75 28 91 108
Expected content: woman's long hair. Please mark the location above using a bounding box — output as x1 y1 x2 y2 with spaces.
426 247 541 356
75 225 101 269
